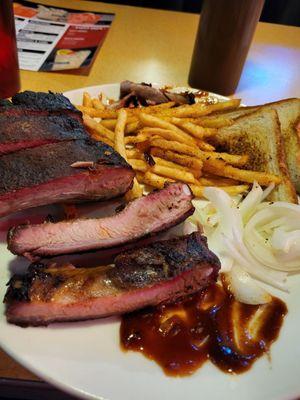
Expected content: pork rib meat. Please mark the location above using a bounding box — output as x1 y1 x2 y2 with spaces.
4 232 221 326
0 113 87 155
0 139 134 218
8 183 194 259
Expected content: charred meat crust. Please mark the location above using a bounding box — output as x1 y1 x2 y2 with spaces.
109 233 220 289
4 263 50 303
11 91 78 113
0 139 131 195
0 114 87 145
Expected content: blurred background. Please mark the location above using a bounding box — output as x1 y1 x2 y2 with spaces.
93 0 300 27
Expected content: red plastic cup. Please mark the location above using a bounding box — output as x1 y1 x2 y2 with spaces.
0 0 20 99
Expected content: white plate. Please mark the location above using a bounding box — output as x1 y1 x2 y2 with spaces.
1 84 300 400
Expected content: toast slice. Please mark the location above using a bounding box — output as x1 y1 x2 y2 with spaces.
211 99 300 193
214 108 298 203
262 99 300 193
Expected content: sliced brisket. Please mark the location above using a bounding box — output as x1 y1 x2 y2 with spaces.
0 139 134 218
8 183 194 260
119 81 195 106
4 232 221 326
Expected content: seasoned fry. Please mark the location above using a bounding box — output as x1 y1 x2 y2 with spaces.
153 157 201 178
149 138 248 166
143 171 174 189
77 105 117 119
150 164 195 184
200 151 249 166
164 117 217 139
114 109 143 200
150 148 203 171
154 99 241 118
128 159 148 173
203 158 281 185
126 148 144 159
138 101 175 114
124 134 150 145
83 115 115 141
140 127 196 146
197 176 239 186
189 184 249 198
126 120 141 133
101 117 139 132
114 109 128 158
101 119 116 130
125 179 143 201
150 138 200 157
82 92 92 107
196 140 215 151
154 157 189 171
139 113 188 136
92 98 105 110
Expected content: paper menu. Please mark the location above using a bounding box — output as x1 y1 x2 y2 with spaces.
13 1 115 74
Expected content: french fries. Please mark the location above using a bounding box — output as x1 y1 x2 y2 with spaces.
139 112 188 137
80 90 281 199
203 158 281 186
114 109 143 200
151 148 203 171
77 105 117 119
142 171 175 189
83 92 92 107
140 127 196 146
153 98 241 118
126 148 144 159
164 117 217 139
83 115 115 142
114 109 128 158
153 156 199 176
92 98 105 110
151 164 195 184
124 134 150 145
128 159 148 172
190 184 249 197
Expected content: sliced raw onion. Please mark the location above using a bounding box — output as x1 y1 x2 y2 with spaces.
244 202 300 271
188 184 300 297
222 265 272 305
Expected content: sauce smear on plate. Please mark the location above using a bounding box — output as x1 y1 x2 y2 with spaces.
120 283 287 376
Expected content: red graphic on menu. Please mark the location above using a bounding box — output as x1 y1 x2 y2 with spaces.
56 26 109 49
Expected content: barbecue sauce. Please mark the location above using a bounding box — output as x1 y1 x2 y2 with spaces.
120 283 287 376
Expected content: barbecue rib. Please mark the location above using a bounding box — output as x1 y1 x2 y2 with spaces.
5 233 221 326
0 139 134 218
8 183 194 259
11 91 80 114
0 114 87 155
0 91 82 121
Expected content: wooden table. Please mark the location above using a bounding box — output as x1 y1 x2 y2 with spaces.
1 1 300 399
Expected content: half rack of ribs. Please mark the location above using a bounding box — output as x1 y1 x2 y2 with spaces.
0 91 134 217
4 232 221 326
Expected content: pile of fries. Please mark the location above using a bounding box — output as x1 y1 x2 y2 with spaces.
77 91 281 200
